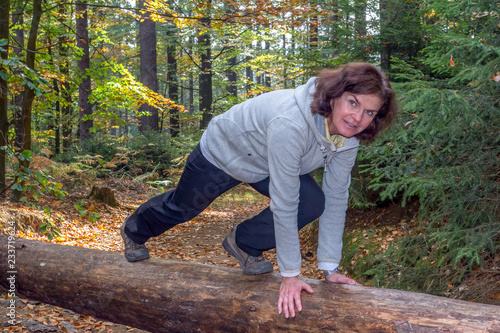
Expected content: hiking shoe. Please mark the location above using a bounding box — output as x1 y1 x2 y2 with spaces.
120 217 150 262
222 226 273 275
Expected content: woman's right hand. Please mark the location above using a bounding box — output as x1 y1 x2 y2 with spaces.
277 276 314 318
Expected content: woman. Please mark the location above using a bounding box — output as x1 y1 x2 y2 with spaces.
121 62 398 318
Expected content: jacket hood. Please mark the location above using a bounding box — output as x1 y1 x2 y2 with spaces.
294 77 359 153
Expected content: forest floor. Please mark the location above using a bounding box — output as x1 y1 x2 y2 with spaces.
0 157 497 332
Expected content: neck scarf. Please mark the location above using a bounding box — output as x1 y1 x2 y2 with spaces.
324 117 346 149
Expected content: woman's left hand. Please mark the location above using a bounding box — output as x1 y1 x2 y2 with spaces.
325 272 362 285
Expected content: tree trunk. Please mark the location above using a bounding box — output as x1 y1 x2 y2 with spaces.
185 36 194 114
245 55 253 94
1 236 499 333
0 0 9 195
188 67 194 114
355 0 367 38
12 0 23 152
47 35 60 154
379 0 391 71
245 27 254 93
76 0 93 142
264 28 271 88
224 0 237 99
166 18 179 138
199 15 213 129
11 0 42 202
58 4 72 153
308 6 318 50
51 76 60 154
138 0 159 133
330 0 340 58
282 23 288 88
226 55 237 97
21 0 43 154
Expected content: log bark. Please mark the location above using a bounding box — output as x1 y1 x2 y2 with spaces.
1 236 499 333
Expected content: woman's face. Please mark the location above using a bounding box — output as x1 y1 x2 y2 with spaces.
328 92 383 138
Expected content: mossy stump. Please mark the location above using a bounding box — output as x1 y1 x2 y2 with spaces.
88 186 120 207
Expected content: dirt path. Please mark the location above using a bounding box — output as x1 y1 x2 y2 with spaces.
147 199 273 269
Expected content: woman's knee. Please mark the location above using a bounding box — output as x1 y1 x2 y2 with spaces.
305 189 325 220
298 174 325 221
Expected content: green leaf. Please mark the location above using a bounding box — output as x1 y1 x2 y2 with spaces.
20 150 34 162
12 183 23 191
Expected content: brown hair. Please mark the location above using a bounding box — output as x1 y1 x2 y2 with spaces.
311 62 398 143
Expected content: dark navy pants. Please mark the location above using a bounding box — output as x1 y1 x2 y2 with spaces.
124 144 325 256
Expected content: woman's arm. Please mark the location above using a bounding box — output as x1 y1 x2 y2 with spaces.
317 147 359 272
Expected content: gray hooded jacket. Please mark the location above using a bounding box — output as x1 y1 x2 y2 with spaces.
205 77 359 276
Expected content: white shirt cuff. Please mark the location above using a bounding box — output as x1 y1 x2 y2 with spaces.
280 270 301 278
318 262 339 271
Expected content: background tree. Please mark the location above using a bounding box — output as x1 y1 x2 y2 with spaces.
138 0 159 132
11 0 22 150
166 22 179 137
76 0 93 142
57 4 73 153
198 13 212 130
10 0 43 201
0 0 8 194
20 0 43 153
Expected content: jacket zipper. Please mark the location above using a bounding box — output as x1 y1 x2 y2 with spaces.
320 143 329 172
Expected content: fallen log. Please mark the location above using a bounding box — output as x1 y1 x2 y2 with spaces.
1 236 499 333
